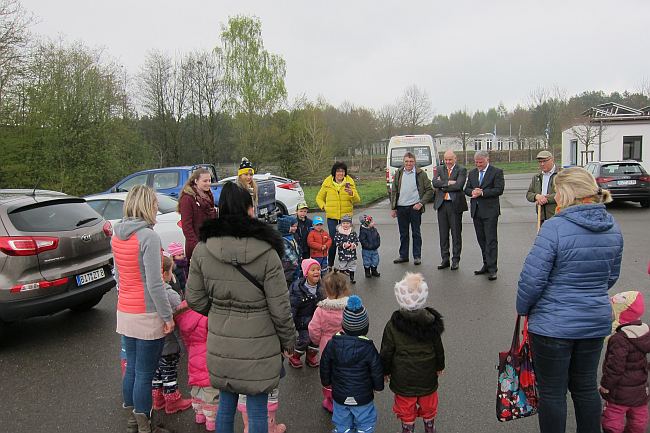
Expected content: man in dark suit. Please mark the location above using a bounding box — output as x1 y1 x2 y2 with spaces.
463 150 505 281
432 150 468 270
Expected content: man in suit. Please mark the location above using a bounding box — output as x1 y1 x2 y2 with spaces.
526 150 560 225
463 150 505 281
432 150 468 270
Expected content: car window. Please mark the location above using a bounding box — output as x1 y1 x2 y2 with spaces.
390 146 432 168
153 172 179 189
117 174 148 192
601 164 643 175
8 200 101 232
156 195 178 214
103 200 125 220
87 200 107 214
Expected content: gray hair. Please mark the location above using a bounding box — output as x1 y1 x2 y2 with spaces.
474 150 489 160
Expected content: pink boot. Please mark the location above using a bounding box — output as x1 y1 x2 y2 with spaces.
192 398 206 424
152 388 165 411
306 346 320 368
321 386 333 413
241 411 249 433
288 349 304 368
164 390 192 414
268 410 286 433
203 403 217 431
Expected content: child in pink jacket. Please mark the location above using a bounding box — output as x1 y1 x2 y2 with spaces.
175 301 219 431
308 271 350 413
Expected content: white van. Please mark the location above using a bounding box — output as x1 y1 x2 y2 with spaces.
386 134 439 193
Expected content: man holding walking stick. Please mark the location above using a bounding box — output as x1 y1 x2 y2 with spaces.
526 150 560 228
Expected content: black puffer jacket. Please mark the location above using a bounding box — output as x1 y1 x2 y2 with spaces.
320 332 384 406
289 277 323 331
358 226 380 251
295 217 313 259
380 307 445 396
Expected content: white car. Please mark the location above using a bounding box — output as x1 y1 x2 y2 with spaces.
220 173 305 216
84 192 184 250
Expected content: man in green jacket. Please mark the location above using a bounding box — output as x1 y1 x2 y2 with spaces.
390 152 434 265
526 150 560 225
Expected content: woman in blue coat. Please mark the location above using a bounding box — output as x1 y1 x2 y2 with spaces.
516 167 623 433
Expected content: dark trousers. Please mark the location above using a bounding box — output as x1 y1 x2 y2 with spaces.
396 206 422 260
437 201 463 263
327 218 340 268
530 333 604 433
472 214 498 273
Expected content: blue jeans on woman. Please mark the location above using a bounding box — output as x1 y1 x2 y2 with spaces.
122 336 165 415
327 218 340 267
530 333 604 433
217 390 268 433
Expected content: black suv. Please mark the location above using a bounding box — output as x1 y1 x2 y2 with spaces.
0 190 115 324
584 161 650 208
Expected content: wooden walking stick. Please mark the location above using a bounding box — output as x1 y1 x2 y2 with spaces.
536 204 542 232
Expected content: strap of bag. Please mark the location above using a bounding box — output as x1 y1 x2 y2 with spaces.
230 258 265 295
510 315 523 353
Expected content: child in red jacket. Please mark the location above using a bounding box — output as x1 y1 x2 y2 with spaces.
175 301 219 431
308 216 332 275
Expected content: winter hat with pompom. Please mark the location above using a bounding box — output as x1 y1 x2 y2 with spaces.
167 242 184 257
238 157 254 176
394 272 429 311
611 291 645 332
342 295 369 336
301 258 320 278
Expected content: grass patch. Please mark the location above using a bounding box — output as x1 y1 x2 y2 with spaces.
494 161 540 174
303 179 388 210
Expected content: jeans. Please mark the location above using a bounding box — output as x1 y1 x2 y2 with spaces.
327 218 340 267
332 401 377 433
313 256 329 275
217 390 268 433
530 333 604 433
361 249 380 268
122 336 165 414
396 206 422 260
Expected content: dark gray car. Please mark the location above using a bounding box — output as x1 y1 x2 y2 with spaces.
0 190 115 323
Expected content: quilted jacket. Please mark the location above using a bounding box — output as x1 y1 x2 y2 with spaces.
175 300 211 387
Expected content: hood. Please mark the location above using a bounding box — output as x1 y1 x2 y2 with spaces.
199 215 284 265
390 307 444 340
317 296 349 310
332 333 374 363
619 322 650 353
337 224 352 235
113 218 151 240
558 204 615 232
322 175 356 188
277 215 297 236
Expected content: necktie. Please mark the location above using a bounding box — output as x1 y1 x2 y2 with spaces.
479 170 484 185
444 168 451 200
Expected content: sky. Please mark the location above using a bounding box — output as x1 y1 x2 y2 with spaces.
20 0 650 115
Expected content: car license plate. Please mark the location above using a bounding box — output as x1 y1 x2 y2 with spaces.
618 180 636 186
259 207 268 215
76 268 105 286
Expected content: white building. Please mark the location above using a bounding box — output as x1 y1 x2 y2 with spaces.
434 134 546 153
561 102 650 172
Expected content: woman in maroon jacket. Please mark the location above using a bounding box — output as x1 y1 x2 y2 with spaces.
178 168 217 260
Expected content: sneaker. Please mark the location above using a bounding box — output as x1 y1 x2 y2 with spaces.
393 257 409 264
414 258 422 265
288 350 304 368
423 418 436 433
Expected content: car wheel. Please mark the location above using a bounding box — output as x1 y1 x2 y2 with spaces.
70 295 104 312
276 202 288 216
640 199 650 208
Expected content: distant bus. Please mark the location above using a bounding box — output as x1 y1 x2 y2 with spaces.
386 134 439 194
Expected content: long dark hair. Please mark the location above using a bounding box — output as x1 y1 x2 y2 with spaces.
218 181 253 217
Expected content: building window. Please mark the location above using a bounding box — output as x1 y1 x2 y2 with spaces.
486 139 493 150
497 139 503 150
623 136 642 161
474 139 482 150
570 139 578 165
507 140 514 150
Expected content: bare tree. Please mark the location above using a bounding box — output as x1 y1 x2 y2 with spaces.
397 85 432 131
296 105 333 179
571 117 607 163
377 103 399 139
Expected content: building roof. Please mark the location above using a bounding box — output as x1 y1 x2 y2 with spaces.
582 102 650 121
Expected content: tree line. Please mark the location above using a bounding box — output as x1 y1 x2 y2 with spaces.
1 0 649 195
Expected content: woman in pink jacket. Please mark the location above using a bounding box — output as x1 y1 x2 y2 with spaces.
308 271 350 413
175 301 219 431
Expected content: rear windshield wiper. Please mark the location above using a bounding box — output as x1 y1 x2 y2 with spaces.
76 217 98 227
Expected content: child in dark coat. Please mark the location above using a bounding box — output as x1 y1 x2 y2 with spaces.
167 242 187 294
288 259 323 369
380 272 445 433
295 202 313 260
358 214 381 278
320 295 384 433
277 215 300 285
334 214 359 284
600 291 650 433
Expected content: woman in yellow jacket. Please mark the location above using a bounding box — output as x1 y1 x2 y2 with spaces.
316 161 361 267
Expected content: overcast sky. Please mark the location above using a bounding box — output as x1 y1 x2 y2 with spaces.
21 0 650 115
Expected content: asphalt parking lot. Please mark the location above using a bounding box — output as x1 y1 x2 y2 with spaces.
1 173 648 433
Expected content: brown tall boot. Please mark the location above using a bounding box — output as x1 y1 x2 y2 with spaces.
123 405 138 433
133 412 171 433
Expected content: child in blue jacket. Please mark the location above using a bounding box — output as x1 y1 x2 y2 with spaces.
358 214 381 278
320 295 384 433
277 215 300 285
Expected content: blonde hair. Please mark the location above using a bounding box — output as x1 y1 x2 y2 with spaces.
162 255 174 274
123 185 158 225
322 271 351 299
555 167 612 209
237 174 258 208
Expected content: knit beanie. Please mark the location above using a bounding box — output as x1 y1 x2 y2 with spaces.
359 214 373 228
277 215 297 236
341 214 353 224
611 291 645 331
342 295 369 336
167 242 184 257
301 258 320 277
394 272 429 311
238 157 254 176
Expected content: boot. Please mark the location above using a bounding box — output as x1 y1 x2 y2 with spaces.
133 411 171 433
241 411 249 433
364 267 372 278
152 388 165 411
163 390 192 414
288 349 304 368
192 398 206 424
371 266 381 277
349 271 356 284
306 346 320 367
202 403 217 432
400 422 415 433
423 418 436 433
268 410 287 433
321 387 333 413
124 405 138 433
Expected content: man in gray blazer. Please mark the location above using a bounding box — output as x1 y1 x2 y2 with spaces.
432 150 468 270
463 150 505 281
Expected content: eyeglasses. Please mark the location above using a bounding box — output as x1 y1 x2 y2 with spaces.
537 158 551 164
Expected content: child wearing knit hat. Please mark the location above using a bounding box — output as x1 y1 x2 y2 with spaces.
167 241 187 294
600 291 650 433
277 215 301 285
358 214 381 278
320 295 384 432
288 258 324 369
380 272 445 433
334 214 359 284
236 157 259 213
